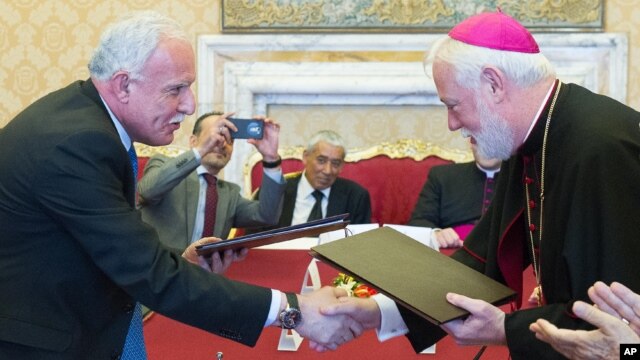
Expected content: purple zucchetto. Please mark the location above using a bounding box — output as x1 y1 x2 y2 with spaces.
449 11 540 54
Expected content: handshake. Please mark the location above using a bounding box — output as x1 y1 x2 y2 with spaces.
183 237 382 352
278 286 382 352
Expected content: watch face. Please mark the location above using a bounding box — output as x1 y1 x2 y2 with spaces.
281 308 302 329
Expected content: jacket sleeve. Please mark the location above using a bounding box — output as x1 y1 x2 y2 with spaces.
137 150 199 205
35 131 272 346
232 172 286 227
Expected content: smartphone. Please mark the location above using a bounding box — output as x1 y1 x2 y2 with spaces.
228 118 264 140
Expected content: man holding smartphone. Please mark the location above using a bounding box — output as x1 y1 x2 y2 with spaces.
138 111 286 253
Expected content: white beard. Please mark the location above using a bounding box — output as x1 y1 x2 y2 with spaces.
472 98 515 160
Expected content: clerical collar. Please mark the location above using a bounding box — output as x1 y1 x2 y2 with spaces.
476 163 500 179
522 80 558 144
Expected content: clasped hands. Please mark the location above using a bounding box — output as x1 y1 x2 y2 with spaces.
320 291 509 347
181 240 370 351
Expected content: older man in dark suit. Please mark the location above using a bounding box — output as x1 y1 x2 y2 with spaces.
252 130 371 233
0 11 360 359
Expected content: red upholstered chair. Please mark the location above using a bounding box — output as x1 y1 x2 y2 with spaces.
244 139 472 226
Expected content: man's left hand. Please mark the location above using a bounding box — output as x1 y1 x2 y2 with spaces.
182 237 248 274
440 292 507 345
248 117 280 162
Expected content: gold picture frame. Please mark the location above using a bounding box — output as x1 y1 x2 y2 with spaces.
221 0 604 33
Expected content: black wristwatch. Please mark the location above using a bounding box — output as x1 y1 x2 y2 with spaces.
279 292 302 329
262 156 282 169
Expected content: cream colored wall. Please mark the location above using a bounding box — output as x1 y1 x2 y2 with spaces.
0 0 221 143
1 0 638 150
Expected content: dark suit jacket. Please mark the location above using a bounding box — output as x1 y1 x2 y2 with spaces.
137 151 285 252
276 173 371 227
408 162 498 229
0 80 271 359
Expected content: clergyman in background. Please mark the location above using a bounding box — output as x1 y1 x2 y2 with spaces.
408 139 500 248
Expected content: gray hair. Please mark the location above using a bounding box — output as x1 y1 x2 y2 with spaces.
424 36 555 90
88 11 189 81
306 130 346 156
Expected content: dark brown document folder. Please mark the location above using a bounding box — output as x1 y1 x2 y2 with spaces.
310 226 516 325
195 214 349 255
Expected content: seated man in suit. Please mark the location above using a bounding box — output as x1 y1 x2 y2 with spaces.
408 140 500 248
138 111 286 253
253 130 371 231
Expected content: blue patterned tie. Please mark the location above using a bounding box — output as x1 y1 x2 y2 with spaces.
128 146 138 182
122 144 147 359
122 303 146 359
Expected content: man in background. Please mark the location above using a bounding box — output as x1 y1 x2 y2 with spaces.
255 130 371 230
138 111 285 252
409 139 500 248
0 11 360 359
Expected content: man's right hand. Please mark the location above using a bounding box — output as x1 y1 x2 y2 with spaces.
284 287 365 352
194 112 237 158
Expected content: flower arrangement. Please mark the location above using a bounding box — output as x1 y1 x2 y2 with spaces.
332 273 378 298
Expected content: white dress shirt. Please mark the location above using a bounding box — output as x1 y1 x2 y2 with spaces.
291 171 330 225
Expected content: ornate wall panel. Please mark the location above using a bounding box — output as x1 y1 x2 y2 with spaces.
222 0 604 32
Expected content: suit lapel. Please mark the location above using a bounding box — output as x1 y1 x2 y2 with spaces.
281 176 300 226
185 172 199 242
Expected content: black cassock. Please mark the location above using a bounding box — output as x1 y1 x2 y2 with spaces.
401 82 640 360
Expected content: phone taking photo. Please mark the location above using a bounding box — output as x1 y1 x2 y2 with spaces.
228 118 264 140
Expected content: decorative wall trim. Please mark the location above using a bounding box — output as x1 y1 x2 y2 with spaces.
221 0 604 32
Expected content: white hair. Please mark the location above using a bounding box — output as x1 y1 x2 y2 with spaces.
424 36 556 90
88 11 189 81
306 130 346 156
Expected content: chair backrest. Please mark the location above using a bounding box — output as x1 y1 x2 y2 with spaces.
245 139 472 225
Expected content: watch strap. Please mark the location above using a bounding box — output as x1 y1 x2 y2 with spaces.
285 292 299 311
280 292 302 329
262 156 282 168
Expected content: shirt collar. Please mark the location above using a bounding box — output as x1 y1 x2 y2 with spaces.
99 95 132 151
196 165 217 179
299 171 331 199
